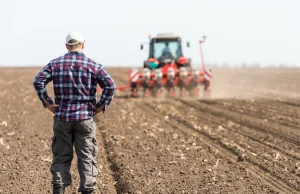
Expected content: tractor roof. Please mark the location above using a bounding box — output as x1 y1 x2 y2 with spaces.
152 33 181 40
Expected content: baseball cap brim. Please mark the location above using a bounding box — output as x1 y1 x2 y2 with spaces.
66 41 83 46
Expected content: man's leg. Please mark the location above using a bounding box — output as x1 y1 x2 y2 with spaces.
74 117 98 193
50 118 74 193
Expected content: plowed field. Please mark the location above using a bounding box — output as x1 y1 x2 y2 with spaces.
0 67 299 194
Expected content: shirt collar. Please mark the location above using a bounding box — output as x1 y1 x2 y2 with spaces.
66 51 85 55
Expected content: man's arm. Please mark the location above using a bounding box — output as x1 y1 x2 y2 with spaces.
94 65 116 113
33 63 54 108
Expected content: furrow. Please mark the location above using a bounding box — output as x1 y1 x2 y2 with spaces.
143 100 300 194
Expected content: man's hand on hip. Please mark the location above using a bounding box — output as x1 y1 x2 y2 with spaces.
90 103 106 115
44 100 59 114
47 104 60 114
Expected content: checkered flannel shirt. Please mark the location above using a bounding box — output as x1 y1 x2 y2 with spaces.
33 51 116 121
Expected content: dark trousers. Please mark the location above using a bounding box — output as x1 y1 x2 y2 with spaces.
50 117 98 192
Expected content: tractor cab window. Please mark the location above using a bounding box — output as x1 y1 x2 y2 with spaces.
152 41 182 60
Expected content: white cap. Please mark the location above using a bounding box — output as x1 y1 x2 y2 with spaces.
66 31 85 45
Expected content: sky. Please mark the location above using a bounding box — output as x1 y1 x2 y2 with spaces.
0 0 299 67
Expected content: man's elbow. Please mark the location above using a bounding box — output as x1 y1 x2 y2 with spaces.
113 82 117 90
110 80 116 91
32 78 37 88
33 77 40 89
32 77 43 91
110 83 116 94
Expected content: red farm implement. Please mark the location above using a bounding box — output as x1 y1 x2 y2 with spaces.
98 33 212 98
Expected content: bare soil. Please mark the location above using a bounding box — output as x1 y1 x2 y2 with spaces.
0 67 299 193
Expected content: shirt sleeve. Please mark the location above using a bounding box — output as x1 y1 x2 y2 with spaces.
95 65 116 110
33 62 54 108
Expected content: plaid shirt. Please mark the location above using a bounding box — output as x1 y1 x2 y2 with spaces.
33 51 116 121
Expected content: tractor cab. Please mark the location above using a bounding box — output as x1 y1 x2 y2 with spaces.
141 33 191 69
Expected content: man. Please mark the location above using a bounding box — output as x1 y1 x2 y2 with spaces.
33 31 116 194
159 42 175 60
161 42 171 54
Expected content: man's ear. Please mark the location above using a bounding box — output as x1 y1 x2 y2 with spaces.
65 44 69 50
82 42 85 50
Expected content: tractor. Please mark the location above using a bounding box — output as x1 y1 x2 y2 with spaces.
130 33 212 97
99 33 212 98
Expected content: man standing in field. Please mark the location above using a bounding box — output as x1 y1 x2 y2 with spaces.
33 31 116 194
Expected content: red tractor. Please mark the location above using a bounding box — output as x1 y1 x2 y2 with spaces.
103 33 212 98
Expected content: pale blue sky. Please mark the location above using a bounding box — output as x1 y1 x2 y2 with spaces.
0 0 299 67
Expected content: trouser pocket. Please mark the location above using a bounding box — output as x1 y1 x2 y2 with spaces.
92 160 98 176
92 137 98 156
51 136 57 155
92 137 98 176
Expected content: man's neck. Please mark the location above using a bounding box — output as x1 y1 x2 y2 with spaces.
68 49 83 52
